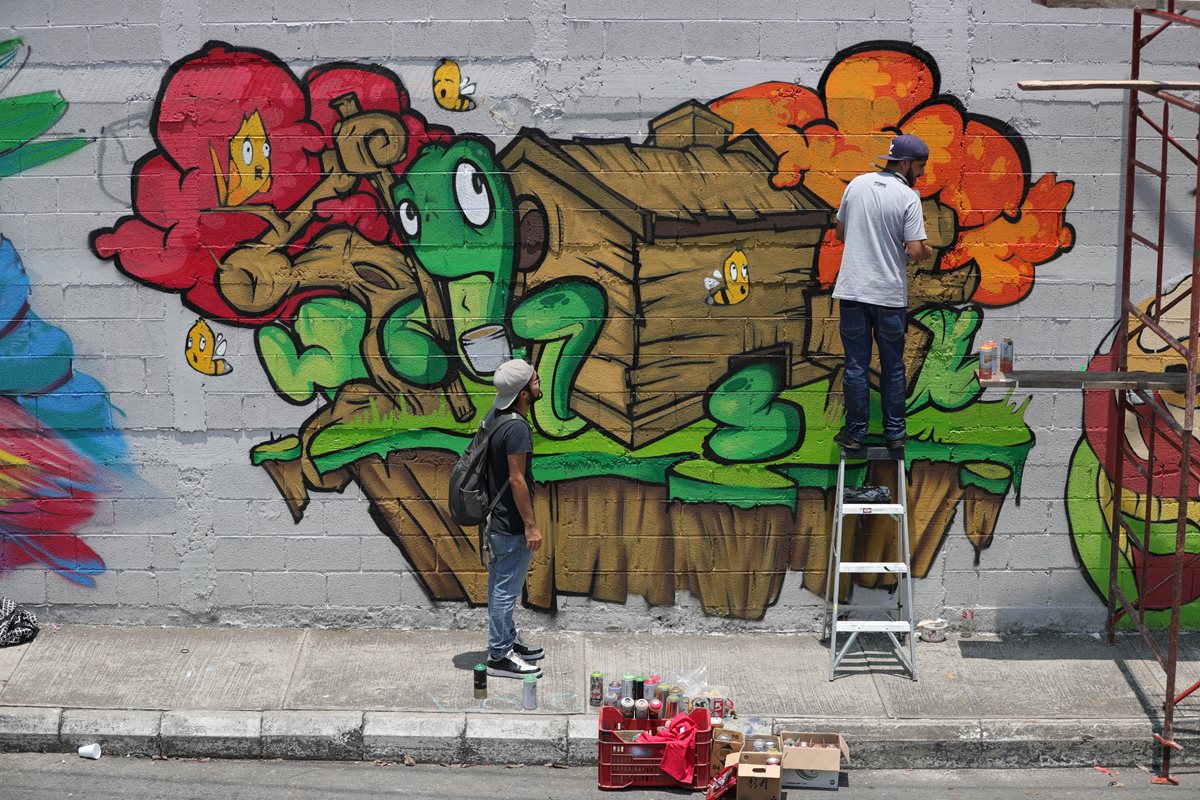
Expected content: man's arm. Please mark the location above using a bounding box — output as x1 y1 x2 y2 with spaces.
507 452 542 552
835 220 846 242
906 239 933 261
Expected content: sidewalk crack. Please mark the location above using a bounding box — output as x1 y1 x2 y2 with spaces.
281 627 309 710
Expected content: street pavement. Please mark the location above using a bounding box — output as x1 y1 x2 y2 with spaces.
0 624 1198 772
2 756 1197 799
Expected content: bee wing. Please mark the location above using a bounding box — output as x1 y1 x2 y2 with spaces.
460 80 476 97
703 276 721 290
215 337 227 357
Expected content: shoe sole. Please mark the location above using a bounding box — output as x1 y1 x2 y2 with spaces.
486 667 543 679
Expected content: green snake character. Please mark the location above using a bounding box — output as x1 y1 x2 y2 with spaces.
389 138 604 437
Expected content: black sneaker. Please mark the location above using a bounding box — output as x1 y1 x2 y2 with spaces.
833 429 864 451
486 650 543 679
886 434 907 452
512 633 544 661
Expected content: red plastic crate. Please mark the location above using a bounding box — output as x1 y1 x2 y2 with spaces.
597 705 713 790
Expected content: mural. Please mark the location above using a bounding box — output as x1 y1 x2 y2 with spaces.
92 41 1075 618
432 59 476 112
0 38 129 587
1068 276 1200 626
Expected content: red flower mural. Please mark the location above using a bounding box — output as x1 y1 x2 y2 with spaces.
91 43 451 325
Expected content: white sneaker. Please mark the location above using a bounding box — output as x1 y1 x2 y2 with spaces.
486 649 543 679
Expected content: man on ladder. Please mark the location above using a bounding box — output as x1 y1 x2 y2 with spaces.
824 133 933 681
832 133 933 453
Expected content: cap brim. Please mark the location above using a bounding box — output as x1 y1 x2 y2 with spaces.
493 389 521 410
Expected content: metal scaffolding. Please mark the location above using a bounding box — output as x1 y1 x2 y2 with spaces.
1016 0 1200 784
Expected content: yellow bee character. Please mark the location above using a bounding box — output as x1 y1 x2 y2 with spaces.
703 249 750 306
210 110 272 207
432 59 477 112
185 319 232 376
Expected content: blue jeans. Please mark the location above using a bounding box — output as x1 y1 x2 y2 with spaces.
487 531 534 661
839 299 908 442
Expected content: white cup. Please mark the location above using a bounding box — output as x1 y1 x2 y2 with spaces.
78 743 102 759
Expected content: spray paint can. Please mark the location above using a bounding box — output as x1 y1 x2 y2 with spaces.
654 682 670 706
522 675 538 710
643 676 660 701
633 676 645 701
665 694 680 718
621 674 635 701
620 696 636 718
634 698 649 720
978 340 997 380
648 698 663 719
473 663 487 700
589 672 604 708
1000 338 1014 373
607 680 622 707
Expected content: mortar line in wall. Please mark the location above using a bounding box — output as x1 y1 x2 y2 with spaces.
281 627 310 710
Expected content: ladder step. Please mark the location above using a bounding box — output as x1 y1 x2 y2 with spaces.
839 561 909 573
833 620 912 633
841 503 905 515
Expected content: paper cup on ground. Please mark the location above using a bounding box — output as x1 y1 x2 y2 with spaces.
460 324 512 376
917 618 948 643
78 743 102 759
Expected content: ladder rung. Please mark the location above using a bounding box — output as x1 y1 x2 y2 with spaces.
841 503 905 515
833 620 912 633
840 561 909 573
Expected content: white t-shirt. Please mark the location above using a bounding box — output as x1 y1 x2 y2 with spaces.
832 170 926 308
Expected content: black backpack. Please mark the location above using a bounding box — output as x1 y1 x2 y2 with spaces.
448 411 524 528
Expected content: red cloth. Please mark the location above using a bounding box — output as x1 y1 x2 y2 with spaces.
637 713 699 783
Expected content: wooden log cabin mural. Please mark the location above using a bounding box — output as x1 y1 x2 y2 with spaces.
90 41 1075 619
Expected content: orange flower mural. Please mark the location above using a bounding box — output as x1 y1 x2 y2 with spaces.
709 42 1074 307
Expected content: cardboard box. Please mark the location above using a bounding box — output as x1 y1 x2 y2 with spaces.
710 728 744 774
744 733 782 753
777 731 850 791
728 751 781 800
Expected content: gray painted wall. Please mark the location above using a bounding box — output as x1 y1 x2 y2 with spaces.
1 0 1196 634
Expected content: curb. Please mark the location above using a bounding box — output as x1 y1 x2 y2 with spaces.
0 707 1194 768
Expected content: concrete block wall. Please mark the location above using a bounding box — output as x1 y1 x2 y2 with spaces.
1 0 1196 634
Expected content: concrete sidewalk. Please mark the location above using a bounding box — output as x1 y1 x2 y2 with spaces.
0 624 1198 769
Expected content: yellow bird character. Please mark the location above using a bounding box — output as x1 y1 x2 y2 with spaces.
704 249 750 305
210 110 272 207
432 59 476 112
185 319 232 376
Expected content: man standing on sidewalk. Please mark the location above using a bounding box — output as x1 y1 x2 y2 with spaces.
484 358 545 679
832 133 934 453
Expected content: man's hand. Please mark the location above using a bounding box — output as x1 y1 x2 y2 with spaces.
525 525 543 552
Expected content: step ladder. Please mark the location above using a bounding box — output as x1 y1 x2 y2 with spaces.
822 444 917 680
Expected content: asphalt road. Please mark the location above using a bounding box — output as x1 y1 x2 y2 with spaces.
2 754 1196 799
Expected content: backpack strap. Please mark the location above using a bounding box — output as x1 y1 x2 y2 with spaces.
483 412 527 504
477 412 528 566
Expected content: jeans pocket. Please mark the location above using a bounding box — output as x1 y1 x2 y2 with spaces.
879 309 907 343
840 304 868 340
488 532 520 563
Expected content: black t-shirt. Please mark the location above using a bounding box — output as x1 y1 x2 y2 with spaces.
484 408 535 536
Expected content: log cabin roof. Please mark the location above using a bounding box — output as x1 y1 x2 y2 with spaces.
498 126 832 243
